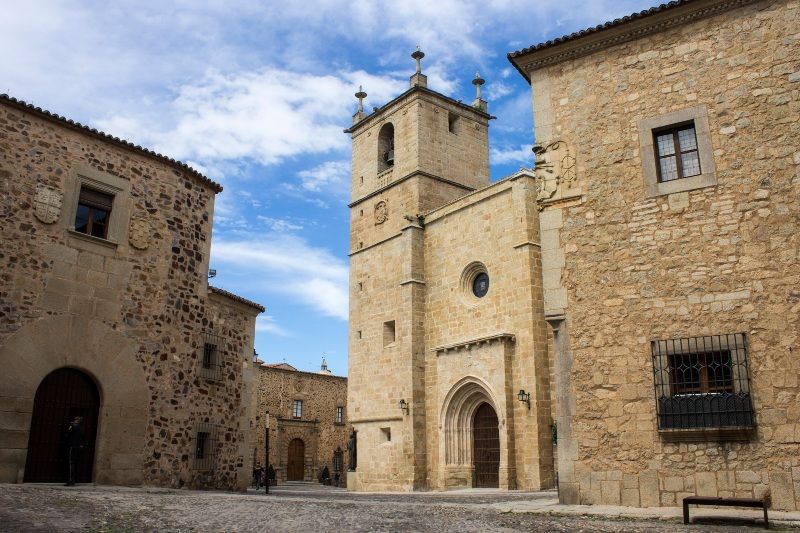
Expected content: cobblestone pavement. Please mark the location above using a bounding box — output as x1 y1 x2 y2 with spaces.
0 484 791 532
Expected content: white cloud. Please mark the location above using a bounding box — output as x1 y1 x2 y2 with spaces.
257 216 304 233
256 315 291 337
297 160 350 194
490 144 533 166
211 235 348 320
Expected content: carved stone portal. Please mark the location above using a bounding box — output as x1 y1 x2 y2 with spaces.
374 200 388 225
128 218 151 250
532 140 576 201
33 184 63 224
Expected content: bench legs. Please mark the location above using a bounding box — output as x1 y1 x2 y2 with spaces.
683 501 690 524
764 505 769 530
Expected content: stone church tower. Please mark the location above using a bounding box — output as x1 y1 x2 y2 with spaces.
346 51 554 491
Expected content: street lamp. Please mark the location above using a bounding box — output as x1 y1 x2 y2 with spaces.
264 412 270 494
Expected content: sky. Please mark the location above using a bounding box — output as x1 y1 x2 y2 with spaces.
1 0 658 376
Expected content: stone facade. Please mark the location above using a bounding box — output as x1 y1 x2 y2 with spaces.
251 362 349 485
347 0 799 511
509 0 800 511
0 95 263 490
347 68 553 491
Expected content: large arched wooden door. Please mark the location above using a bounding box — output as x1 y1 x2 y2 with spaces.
287 438 305 481
24 368 100 483
472 402 499 488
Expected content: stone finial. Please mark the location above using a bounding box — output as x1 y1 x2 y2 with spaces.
320 356 332 374
412 45 425 74
410 46 428 89
353 85 368 123
472 71 487 112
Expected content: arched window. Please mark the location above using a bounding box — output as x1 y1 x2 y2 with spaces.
378 123 395 172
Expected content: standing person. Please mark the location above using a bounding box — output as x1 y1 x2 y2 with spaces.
64 416 84 486
253 463 264 489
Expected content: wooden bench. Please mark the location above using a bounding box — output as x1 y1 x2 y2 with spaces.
683 496 769 529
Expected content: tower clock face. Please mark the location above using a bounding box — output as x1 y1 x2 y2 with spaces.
472 272 489 298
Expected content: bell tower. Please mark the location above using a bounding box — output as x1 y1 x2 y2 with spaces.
346 50 494 491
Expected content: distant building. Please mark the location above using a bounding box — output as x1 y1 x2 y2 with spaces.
346 0 800 512
252 359 349 484
0 94 263 490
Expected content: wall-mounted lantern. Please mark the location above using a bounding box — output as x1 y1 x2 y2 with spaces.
399 399 409 415
517 389 531 410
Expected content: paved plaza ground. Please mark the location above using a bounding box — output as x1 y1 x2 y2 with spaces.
1 483 795 532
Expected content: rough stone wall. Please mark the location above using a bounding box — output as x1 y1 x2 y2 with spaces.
0 101 259 491
531 0 800 510
251 366 349 484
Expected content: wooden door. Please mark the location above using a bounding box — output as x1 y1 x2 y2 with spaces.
24 368 100 483
472 402 499 488
287 438 305 481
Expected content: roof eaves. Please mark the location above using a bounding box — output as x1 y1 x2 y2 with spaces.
0 93 223 194
209 286 266 313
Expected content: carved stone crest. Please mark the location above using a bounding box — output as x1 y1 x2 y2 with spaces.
374 200 388 225
33 184 63 224
128 218 151 250
533 140 577 201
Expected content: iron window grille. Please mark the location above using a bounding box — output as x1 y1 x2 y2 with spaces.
653 122 702 182
192 422 219 471
198 331 224 381
335 406 344 424
293 400 303 419
652 333 754 431
74 187 113 239
333 449 343 473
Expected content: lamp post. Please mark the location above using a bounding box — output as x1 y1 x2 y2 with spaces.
264 411 270 494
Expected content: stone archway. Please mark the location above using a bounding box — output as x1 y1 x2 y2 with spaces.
24 368 101 483
439 377 507 489
0 315 148 485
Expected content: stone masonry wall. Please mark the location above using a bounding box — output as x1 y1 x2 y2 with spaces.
533 0 800 510
252 366 349 484
0 100 258 491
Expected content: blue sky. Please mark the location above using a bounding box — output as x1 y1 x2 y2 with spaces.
2 0 657 375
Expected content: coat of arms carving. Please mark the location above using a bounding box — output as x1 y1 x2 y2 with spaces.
129 218 151 250
33 184 63 224
533 140 577 201
374 200 388 225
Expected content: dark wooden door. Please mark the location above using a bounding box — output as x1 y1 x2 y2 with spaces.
24 368 100 483
287 438 305 481
472 402 499 488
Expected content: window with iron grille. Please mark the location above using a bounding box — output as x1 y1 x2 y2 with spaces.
335 406 344 424
653 123 701 182
192 422 218 470
198 331 223 381
652 333 754 432
293 400 303 419
333 448 343 473
74 187 113 239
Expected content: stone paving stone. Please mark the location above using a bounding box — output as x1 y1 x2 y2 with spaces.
1 484 790 532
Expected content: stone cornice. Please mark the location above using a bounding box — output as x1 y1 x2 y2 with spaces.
508 0 764 81
432 333 516 355
348 170 475 208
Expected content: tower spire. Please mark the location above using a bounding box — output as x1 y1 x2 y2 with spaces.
410 46 428 88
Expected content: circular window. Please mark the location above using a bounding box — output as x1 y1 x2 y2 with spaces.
460 262 489 304
472 272 489 298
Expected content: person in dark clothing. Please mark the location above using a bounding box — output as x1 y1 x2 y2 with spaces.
253 463 264 489
65 416 84 486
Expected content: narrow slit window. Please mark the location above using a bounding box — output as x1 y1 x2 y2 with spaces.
383 320 396 347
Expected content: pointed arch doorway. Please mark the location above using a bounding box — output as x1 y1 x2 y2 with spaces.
287 438 305 481
24 368 100 483
472 402 499 488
